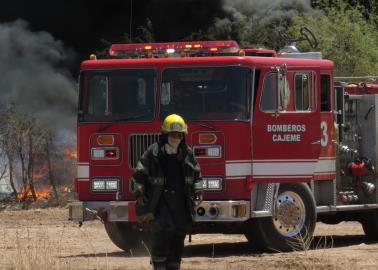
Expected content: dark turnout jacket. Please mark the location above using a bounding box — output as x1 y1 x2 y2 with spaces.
130 142 203 222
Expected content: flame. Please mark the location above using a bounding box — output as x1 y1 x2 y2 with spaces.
17 185 52 201
62 186 71 193
66 149 77 159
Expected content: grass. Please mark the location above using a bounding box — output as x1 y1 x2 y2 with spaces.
0 222 152 270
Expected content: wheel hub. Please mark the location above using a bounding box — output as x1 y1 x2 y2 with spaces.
273 191 306 237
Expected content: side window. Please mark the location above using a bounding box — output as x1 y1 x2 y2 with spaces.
88 75 108 116
260 73 277 111
260 72 290 112
279 73 290 111
321 74 332 111
294 73 310 111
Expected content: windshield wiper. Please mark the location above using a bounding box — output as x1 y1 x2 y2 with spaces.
98 113 152 132
195 122 216 130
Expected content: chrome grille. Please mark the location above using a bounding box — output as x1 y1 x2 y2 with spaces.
129 133 160 168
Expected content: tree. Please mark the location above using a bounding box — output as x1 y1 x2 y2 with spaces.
0 105 20 197
0 105 62 207
289 3 378 76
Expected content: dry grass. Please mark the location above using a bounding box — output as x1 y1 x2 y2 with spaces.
284 227 357 270
0 226 113 270
0 227 72 270
0 222 152 270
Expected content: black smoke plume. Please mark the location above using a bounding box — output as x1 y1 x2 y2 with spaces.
0 20 77 131
222 0 312 21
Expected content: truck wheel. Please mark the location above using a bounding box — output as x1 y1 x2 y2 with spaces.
245 183 317 252
360 210 378 240
104 221 151 254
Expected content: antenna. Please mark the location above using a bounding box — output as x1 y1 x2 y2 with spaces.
129 0 133 41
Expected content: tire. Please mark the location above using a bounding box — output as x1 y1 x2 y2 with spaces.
245 183 317 252
360 210 378 240
104 222 151 254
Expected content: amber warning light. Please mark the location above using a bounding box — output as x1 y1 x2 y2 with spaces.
109 40 240 57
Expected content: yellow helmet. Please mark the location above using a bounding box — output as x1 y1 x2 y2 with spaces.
161 114 188 134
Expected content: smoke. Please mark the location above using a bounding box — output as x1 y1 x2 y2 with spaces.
222 0 313 22
0 20 77 131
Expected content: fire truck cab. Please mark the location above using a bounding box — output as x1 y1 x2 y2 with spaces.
69 41 378 252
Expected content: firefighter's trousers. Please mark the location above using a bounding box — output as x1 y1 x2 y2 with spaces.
151 229 186 270
150 190 190 270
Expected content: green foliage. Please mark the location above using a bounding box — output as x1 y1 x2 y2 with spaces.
184 0 378 76
289 3 378 76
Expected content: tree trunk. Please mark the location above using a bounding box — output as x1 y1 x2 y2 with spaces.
27 132 37 201
46 132 59 203
18 147 28 202
7 154 17 197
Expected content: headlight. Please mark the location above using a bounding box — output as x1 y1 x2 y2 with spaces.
106 180 119 191
202 178 222 191
92 180 105 190
92 178 120 192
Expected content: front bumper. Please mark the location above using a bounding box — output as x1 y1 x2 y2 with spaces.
195 200 250 221
69 200 250 223
69 201 135 222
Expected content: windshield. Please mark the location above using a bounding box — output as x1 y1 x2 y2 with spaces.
160 66 252 121
79 69 156 122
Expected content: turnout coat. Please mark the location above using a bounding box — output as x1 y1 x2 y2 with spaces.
130 142 203 223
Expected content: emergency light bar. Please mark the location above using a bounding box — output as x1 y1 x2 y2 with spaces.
109 40 240 58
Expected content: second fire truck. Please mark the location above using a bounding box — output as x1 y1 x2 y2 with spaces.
69 40 378 251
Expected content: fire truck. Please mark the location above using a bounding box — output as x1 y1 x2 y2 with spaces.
69 39 378 252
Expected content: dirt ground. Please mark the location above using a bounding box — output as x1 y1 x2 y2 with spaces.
0 207 377 270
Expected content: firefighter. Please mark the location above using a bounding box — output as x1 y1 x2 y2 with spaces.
130 114 203 270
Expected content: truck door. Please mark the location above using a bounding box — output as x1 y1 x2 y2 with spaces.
252 66 321 182
315 73 336 180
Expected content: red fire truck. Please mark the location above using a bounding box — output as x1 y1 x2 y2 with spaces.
69 40 378 252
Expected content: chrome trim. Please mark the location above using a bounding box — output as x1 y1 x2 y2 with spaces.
195 200 250 222
69 201 84 222
128 133 160 168
108 201 129 222
251 210 272 217
68 201 130 222
317 204 378 213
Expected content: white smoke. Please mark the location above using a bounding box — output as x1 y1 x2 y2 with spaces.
0 20 77 131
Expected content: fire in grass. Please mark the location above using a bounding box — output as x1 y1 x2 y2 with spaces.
16 184 72 202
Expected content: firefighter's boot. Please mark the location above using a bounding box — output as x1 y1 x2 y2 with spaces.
166 261 181 270
152 261 166 270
